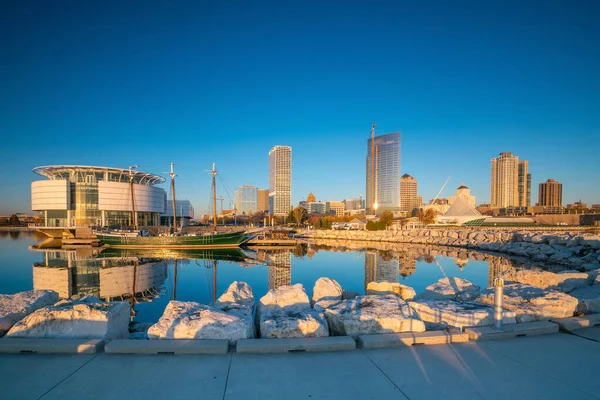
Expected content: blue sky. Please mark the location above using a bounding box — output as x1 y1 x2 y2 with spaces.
1 0 599 215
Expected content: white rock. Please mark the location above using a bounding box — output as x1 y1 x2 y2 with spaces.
366 281 416 300
311 278 343 305
417 277 480 301
259 304 328 339
409 300 516 329
476 283 578 322
257 284 310 310
502 269 589 292
215 281 254 309
0 290 59 336
148 300 254 342
342 290 360 300
7 296 129 340
568 286 600 314
323 295 425 336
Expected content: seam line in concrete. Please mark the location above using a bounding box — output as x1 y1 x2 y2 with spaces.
36 352 103 400
221 349 234 400
359 348 412 400
483 343 600 400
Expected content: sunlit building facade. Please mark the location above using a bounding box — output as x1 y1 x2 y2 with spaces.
268 145 292 216
235 185 258 215
31 165 166 228
366 132 401 214
400 174 422 212
490 152 530 208
538 179 562 207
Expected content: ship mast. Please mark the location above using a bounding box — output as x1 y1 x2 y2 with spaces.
212 163 218 232
169 163 177 233
129 165 138 230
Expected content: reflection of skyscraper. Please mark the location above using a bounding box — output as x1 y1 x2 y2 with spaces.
364 251 399 292
487 257 513 288
398 252 417 278
268 251 292 290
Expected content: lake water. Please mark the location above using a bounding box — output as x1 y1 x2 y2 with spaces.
1 230 516 324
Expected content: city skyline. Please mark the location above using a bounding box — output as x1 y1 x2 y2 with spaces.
1 1 599 215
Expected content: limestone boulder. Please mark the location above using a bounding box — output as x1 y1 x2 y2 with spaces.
476 283 578 322
311 278 343 305
148 300 254 342
257 284 309 311
366 281 416 301
568 286 600 314
502 269 589 292
342 290 360 300
214 281 254 309
7 296 129 340
259 304 328 339
0 290 59 336
323 295 425 336
408 300 516 330
417 277 480 301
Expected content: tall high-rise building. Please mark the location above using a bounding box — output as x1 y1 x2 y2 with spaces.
268 145 292 216
400 174 422 212
235 185 258 215
490 152 530 207
257 189 269 213
366 132 401 214
448 183 476 209
538 178 563 207
518 161 531 207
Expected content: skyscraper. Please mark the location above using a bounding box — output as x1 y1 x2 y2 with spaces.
490 152 530 207
257 189 269 213
400 174 422 212
518 161 531 207
235 185 258 215
268 145 292 216
366 132 401 214
538 179 563 207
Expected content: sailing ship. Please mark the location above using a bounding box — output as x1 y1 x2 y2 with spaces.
95 163 249 249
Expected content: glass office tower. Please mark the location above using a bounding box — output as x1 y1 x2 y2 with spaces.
366 132 401 214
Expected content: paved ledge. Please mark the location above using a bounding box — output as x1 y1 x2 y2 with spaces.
465 321 558 341
0 338 104 354
358 330 469 349
236 336 356 353
105 339 229 354
551 314 600 332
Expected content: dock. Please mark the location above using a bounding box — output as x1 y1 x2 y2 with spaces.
244 239 300 246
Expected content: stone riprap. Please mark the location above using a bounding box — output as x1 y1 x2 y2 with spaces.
501 269 590 293
568 286 600 314
321 294 426 336
476 283 579 322
0 290 58 336
215 281 254 309
311 277 343 305
257 284 328 339
417 277 481 301
408 300 517 329
6 296 130 340
366 281 416 300
298 229 600 269
147 301 254 342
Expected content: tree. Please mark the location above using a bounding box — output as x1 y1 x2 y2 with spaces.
416 208 436 225
9 214 20 226
379 211 394 227
293 207 308 225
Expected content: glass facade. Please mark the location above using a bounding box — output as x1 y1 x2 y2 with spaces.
366 133 401 214
235 185 258 215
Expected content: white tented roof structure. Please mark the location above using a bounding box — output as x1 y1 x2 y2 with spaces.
436 196 489 225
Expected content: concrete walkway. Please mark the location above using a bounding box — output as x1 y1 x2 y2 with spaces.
1 330 599 400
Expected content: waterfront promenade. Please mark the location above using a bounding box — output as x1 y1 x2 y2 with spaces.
1 329 599 400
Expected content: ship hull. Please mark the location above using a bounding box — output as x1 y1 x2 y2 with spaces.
95 231 249 249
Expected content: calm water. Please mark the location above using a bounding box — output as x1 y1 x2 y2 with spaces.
1 231 511 323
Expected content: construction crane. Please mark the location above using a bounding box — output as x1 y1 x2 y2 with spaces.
369 122 377 212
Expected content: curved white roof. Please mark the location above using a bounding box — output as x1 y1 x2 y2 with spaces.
33 165 165 185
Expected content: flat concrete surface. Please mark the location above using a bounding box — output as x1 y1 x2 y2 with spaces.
358 330 469 349
105 339 229 354
571 326 600 342
0 332 599 400
552 314 600 332
465 320 558 341
236 336 355 353
0 338 104 354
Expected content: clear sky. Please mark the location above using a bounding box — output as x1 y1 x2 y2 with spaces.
1 0 599 215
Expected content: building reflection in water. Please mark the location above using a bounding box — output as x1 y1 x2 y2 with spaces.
259 250 291 291
488 257 513 288
32 248 167 303
398 252 417 279
364 251 399 292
